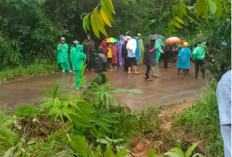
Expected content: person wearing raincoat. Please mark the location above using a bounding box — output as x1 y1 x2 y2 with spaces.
155 39 164 63
138 33 144 65
82 34 95 71
73 45 86 89
117 35 125 66
70 40 79 74
57 37 72 73
112 43 118 68
133 36 140 61
176 42 192 78
192 42 207 79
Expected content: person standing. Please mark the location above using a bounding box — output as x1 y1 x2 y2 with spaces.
162 44 172 69
143 43 154 81
122 36 129 72
57 37 72 73
133 36 140 62
138 33 145 65
155 39 164 63
149 40 158 78
100 37 108 56
192 42 207 79
73 45 86 89
70 40 79 74
126 36 139 74
107 43 113 69
82 34 95 71
93 46 108 85
176 42 192 78
117 35 125 66
216 70 231 157
112 43 118 68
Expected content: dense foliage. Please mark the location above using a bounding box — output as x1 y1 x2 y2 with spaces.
176 81 223 157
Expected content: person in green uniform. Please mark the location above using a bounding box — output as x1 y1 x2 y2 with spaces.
155 39 164 63
57 37 72 73
73 45 86 89
138 33 144 64
192 42 207 79
82 34 95 71
70 40 79 74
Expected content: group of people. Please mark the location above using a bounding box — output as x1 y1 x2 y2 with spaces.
56 34 208 89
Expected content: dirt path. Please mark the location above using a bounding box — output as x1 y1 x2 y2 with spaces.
0 62 206 110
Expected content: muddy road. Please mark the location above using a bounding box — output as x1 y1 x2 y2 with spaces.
0 62 206 110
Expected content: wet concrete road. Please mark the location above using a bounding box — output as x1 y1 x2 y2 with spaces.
0 62 206 110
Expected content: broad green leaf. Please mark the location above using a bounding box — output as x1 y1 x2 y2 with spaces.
174 16 184 24
202 0 208 22
192 153 205 157
101 2 113 21
100 9 112 27
103 0 115 14
214 0 222 20
83 14 90 32
196 0 205 17
116 149 128 157
124 0 127 4
169 148 185 157
185 143 198 157
178 3 186 15
147 149 156 157
96 11 108 37
90 9 100 38
208 0 217 14
171 20 183 28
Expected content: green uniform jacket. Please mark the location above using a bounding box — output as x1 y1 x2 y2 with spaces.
57 43 69 63
192 44 206 60
70 46 76 65
73 46 86 71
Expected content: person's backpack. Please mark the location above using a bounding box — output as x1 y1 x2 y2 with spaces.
94 53 107 73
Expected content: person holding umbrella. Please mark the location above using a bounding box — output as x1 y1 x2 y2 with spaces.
176 42 192 78
147 35 163 78
57 37 72 73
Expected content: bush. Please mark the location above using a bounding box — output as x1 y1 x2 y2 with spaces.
0 59 59 82
176 81 223 157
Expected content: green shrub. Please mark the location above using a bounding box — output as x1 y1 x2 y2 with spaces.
176 81 223 157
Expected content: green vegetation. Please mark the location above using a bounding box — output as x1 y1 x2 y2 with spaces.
176 81 223 157
0 77 162 156
0 60 59 82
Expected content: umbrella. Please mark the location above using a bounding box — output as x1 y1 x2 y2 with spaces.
164 37 182 44
147 34 164 40
106 37 119 43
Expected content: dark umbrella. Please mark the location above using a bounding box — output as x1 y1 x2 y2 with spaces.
147 34 164 40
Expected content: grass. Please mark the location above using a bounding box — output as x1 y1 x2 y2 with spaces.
0 59 59 82
176 81 223 157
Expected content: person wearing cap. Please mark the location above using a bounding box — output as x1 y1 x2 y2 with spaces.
82 34 95 71
138 33 144 65
176 42 192 78
73 45 86 89
57 37 72 73
192 42 207 79
70 40 79 74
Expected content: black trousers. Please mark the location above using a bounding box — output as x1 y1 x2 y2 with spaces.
195 59 205 78
145 65 151 79
124 57 128 72
163 54 169 69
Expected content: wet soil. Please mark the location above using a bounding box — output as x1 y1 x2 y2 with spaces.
130 98 205 157
0 62 206 110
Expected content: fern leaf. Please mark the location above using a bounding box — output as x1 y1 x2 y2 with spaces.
69 135 88 157
164 152 183 157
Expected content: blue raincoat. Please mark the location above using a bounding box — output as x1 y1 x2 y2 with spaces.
133 36 140 61
177 47 191 69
